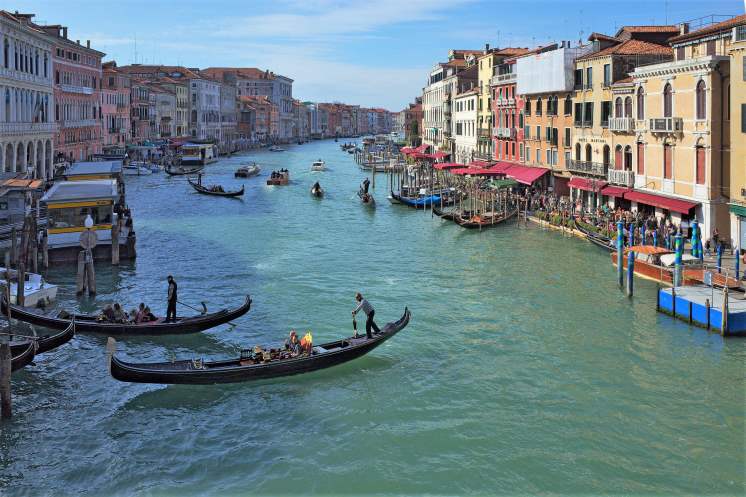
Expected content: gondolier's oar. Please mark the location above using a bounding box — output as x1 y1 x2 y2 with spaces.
352 317 358 339
176 300 239 328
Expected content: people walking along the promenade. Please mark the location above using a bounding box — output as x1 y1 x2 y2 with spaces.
166 275 178 322
352 292 379 339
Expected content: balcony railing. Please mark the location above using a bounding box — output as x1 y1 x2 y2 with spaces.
60 84 94 95
649 117 684 133
478 128 491 137
493 127 516 139
568 159 607 177
0 122 55 135
609 117 635 133
490 72 516 86
607 168 635 187
61 119 98 128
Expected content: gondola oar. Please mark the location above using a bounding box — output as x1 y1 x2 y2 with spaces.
177 300 238 328
352 317 358 339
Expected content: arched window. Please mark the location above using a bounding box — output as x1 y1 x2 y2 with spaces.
696 80 706 120
636 87 645 120
3 39 8 69
624 97 632 118
663 83 672 118
624 145 632 170
615 97 623 118
585 144 592 162
525 98 531 116
536 97 542 116
614 145 623 169
695 142 705 184
663 142 672 179
564 95 572 115
575 143 581 160
637 142 645 174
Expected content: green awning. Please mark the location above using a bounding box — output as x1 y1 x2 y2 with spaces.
730 203 746 217
488 178 518 189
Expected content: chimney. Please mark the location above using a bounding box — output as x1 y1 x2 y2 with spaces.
62 26 68 39
485 43 490 52
86 40 90 48
76 40 80 45
679 23 689 35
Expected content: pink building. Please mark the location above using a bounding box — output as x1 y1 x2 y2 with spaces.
101 61 131 147
130 79 151 143
37 25 104 162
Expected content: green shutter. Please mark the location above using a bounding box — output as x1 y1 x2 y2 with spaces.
742 103 746 133
731 204 746 218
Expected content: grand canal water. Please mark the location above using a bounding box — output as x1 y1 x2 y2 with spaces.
1 139 743 496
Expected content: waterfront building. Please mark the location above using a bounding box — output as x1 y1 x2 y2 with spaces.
149 83 176 138
475 44 500 160
491 48 530 164
571 26 677 208
0 11 55 179
629 18 739 240
452 88 478 164
39 24 104 163
130 79 151 143
239 95 277 143
728 16 746 249
291 99 309 141
202 67 293 141
101 62 130 147
422 50 481 151
155 77 188 137
236 97 256 143
404 98 423 146
393 110 405 135
517 42 593 195
218 81 237 152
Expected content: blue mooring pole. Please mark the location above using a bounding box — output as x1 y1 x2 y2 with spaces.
626 249 635 297
641 224 646 246
736 246 740 280
653 230 658 247
617 220 624 288
628 224 634 247
717 243 723 274
690 219 699 258
674 233 683 287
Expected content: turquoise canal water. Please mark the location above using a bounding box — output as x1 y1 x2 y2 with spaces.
1 139 744 496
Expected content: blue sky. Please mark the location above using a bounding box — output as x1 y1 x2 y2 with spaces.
13 0 745 110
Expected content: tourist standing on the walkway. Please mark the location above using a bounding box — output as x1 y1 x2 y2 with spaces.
352 292 380 339
166 275 178 322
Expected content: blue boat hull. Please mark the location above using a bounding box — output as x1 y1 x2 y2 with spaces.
392 191 441 208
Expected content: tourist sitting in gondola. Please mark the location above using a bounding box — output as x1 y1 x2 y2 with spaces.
112 303 128 323
97 305 116 322
141 306 157 323
285 330 302 356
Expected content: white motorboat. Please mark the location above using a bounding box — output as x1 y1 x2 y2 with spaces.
235 163 261 178
268 146 285 152
0 267 58 307
123 163 153 176
311 159 326 172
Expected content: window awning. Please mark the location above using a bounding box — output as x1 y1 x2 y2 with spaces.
600 185 631 198
506 165 550 185
625 191 699 214
569 177 607 192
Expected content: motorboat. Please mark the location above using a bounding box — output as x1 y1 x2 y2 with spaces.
235 163 261 178
311 159 326 172
268 146 285 152
0 267 58 307
123 163 153 176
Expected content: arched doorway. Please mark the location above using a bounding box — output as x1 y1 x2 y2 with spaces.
45 139 53 179
16 142 24 173
4 144 13 173
35 140 44 179
602 145 610 166
26 142 34 174
585 144 592 162
624 146 632 170
614 145 623 169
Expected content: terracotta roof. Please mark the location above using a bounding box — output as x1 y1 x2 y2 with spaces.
612 76 634 86
495 47 530 56
588 32 620 43
669 14 746 44
451 49 484 56
117 65 202 79
577 39 673 60
445 59 468 67
617 25 679 35
202 67 275 81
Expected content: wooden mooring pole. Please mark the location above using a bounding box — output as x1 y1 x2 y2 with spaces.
1 255 12 420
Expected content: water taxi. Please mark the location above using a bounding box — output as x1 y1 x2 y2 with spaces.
311 159 326 172
180 143 218 166
0 267 58 307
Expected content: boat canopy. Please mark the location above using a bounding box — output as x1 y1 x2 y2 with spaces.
660 253 700 266
624 245 672 255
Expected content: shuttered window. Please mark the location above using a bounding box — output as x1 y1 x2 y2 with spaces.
615 147 623 170
696 81 706 120
663 144 672 179
742 103 746 132
637 142 645 174
696 146 705 184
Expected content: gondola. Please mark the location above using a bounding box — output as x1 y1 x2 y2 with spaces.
9 321 75 356
2 295 252 336
575 220 614 252
108 307 410 384
11 341 35 372
188 178 244 197
310 185 324 198
432 206 457 221
357 190 375 208
454 208 518 229
165 165 204 176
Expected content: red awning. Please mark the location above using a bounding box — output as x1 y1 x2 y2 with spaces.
430 151 450 160
600 185 631 198
468 160 492 168
451 167 507 176
624 191 699 214
488 161 516 174
413 144 429 154
400 147 414 154
506 165 550 185
569 177 607 192
434 162 463 170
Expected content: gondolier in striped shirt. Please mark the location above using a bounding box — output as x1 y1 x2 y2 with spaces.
352 292 380 339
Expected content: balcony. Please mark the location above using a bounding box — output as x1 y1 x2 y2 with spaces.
61 119 98 129
478 128 491 138
568 159 607 177
60 84 94 95
490 72 516 86
494 127 515 139
649 117 683 133
609 117 635 133
607 168 635 187
0 122 55 135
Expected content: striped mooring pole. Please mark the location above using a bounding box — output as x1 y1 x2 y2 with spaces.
617 220 624 288
674 233 683 287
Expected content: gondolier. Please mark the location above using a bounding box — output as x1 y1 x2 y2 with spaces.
166 275 178 322
352 292 379 339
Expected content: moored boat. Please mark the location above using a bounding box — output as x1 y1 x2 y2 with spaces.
2 295 252 336
123 163 153 176
108 307 410 384
610 246 701 286
11 341 35 372
0 267 58 307
268 146 285 152
165 165 204 176
9 321 75 357
453 208 518 229
575 220 614 251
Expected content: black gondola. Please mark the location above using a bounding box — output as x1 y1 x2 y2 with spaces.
2 295 251 336
9 321 75 356
188 178 244 197
310 185 324 197
357 190 375 208
109 308 410 384
432 206 457 221
453 208 518 229
165 165 204 176
575 220 614 251
11 341 35 372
